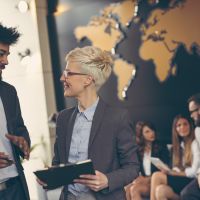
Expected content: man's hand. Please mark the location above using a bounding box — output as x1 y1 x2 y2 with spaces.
74 170 108 192
6 134 30 160
0 152 13 168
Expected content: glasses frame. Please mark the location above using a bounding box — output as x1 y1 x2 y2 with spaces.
63 70 88 78
189 107 200 115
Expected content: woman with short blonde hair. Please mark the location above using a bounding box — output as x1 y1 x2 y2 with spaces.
65 46 113 91
48 46 139 200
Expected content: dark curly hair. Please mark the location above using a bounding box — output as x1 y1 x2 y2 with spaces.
0 23 21 45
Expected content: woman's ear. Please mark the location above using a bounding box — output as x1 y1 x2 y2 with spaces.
84 75 94 85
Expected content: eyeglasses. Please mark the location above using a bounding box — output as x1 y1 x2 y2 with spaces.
63 70 88 78
189 107 200 115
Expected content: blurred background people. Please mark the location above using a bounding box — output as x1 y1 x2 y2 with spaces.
125 121 169 200
150 114 200 200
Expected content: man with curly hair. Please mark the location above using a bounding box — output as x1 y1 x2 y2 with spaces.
0 23 30 200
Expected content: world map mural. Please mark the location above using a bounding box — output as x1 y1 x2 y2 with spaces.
74 0 200 100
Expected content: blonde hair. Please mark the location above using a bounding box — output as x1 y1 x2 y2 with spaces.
172 114 195 169
65 46 113 91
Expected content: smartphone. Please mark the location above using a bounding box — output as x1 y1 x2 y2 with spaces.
1 157 14 165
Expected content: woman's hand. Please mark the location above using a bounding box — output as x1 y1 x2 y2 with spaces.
168 170 185 176
73 170 108 192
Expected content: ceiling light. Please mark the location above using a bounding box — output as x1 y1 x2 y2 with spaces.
17 1 29 13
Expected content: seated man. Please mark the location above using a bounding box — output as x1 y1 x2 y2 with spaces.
181 93 200 200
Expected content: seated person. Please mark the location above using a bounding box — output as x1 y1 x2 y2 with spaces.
150 114 200 200
125 121 169 200
180 93 200 200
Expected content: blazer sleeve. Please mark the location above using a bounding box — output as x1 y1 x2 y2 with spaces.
151 141 170 174
52 136 60 166
52 112 62 166
0 82 30 159
185 140 200 177
105 110 140 192
158 142 170 165
13 89 30 157
15 93 30 143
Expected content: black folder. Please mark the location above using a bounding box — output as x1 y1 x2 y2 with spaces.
34 159 95 189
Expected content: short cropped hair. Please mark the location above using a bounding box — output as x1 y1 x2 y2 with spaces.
65 46 113 91
0 23 21 45
188 93 200 106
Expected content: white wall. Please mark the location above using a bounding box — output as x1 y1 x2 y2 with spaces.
0 0 57 199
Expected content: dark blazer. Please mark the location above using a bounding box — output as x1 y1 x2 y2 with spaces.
0 81 30 200
52 99 139 200
139 141 170 176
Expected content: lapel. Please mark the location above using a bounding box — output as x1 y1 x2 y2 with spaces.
151 145 158 173
0 83 13 134
88 99 106 152
65 108 78 162
0 82 19 165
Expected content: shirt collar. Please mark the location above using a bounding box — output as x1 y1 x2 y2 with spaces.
77 98 99 121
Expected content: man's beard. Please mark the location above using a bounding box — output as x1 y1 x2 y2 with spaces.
195 117 200 127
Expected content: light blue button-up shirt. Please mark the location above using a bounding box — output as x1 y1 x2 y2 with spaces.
68 98 99 196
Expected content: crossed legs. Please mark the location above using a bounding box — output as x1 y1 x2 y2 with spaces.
150 172 180 200
125 176 150 200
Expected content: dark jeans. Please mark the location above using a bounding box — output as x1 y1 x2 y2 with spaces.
181 178 200 200
0 178 26 200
